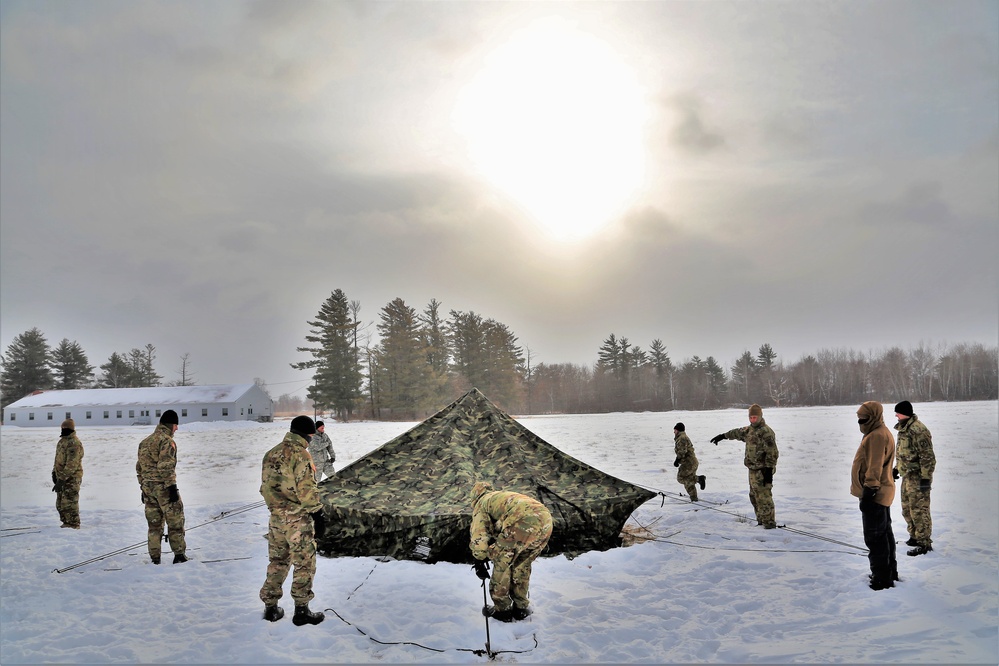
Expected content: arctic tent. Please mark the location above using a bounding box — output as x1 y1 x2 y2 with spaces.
316 387 656 564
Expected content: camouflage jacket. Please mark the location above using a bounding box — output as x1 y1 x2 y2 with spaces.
53 433 84 483
894 415 935 480
723 418 779 470
307 430 336 466
260 432 322 516
851 401 896 506
136 424 178 487
470 489 550 560
673 432 698 468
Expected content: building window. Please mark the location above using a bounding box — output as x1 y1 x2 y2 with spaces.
86 411 92 419
103 411 110 419
65 412 71 420
155 409 162 418
202 408 208 417
222 408 229 416
117 411 122 418
29 413 35 421
140 410 149 417
10 413 15 421
129 410 135 418
181 409 188 417
241 408 244 416
249 407 254 415
48 412 53 420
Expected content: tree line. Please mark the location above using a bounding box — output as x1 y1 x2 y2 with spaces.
3 295 997 418
0 329 195 411
293 289 998 420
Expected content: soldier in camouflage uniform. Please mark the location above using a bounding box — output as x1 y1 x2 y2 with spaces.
259 416 326 625
52 418 84 529
893 400 935 556
470 481 553 622
307 420 336 482
673 422 706 501
711 404 779 528
136 410 187 564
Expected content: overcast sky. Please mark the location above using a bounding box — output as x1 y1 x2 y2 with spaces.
2 0 996 396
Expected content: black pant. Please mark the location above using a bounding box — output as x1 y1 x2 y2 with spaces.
861 503 897 583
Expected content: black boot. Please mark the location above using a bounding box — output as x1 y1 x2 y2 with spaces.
907 544 932 557
905 537 918 547
173 553 188 564
151 555 161 565
698 475 706 490
511 606 533 621
293 604 325 626
482 605 515 622
263 605 284 622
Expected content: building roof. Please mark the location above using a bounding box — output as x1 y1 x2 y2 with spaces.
6 384 263 409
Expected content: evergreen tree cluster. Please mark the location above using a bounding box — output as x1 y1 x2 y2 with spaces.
1 329 178 410
296 290 998 419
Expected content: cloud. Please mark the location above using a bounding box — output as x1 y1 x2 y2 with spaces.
665 94 727 154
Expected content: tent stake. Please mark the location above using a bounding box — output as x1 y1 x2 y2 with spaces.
481 579 493 658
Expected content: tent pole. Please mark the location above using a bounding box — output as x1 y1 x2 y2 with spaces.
481 579 492 657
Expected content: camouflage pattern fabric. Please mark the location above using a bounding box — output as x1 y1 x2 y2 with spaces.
723 419 779 527
136 424 179 486
317 388 655 563
259 432 322 605
136 424 185 559
307 431 336 482
895 415 935 546
53 433 84 528
259 511 317 606
673 431 699 501
141 482 186 559
470 483 553 611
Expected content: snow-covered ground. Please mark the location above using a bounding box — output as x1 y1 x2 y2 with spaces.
1 401 996 663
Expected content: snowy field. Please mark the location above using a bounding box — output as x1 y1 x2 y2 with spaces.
1 401 996 664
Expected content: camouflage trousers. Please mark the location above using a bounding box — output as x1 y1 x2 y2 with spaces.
487 508 553 612
900 475 933 546
56 478 81 528
142 483 186 560
260 511 317 607
748 468 776 528
677 462 699 501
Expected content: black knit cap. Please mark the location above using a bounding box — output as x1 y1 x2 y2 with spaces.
290 415 317 437
894 400 914 417
315 420 325 429
674 422 685 432
159 409 179 426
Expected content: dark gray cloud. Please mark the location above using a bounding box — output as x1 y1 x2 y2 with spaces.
2 1 996 392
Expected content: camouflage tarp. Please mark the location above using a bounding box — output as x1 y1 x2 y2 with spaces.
316 387 656 563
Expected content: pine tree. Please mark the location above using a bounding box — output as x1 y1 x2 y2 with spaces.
98 352 133 388
419 299 450 404
292 289 363 421
647 339 675 410
446 310 524 409
1 328 54 408
731 350 757 403
373 298 438 419
51 339 94 389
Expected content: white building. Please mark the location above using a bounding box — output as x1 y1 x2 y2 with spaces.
3 384 273 427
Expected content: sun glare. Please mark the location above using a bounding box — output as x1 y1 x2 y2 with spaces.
453 18 648 242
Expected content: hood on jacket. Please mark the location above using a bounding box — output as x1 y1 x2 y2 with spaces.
471 480 494 508
857 401 884 435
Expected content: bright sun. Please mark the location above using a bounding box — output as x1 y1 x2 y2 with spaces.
453 18 648 242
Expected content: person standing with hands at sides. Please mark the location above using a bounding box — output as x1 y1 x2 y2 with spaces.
711 404 779 528
470 481 553 623
893 400 935 557
307 420 336 482
136 410 187 564
673 423 706 501
852 401 898 590
259 416 326 626
52 418 84 529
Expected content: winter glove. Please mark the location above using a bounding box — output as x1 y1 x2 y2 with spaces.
52 481 62 493
311 510 326 538
673 457 680 468
761 467 774 485
710 434 725 445
473 560 490 580
52 470 58 485
141 491 149 505
919 478 931 491
860 486 878 511
167 484 180 503
892 467 899 480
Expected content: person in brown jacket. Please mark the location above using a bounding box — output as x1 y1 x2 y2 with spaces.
851 401 898 590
